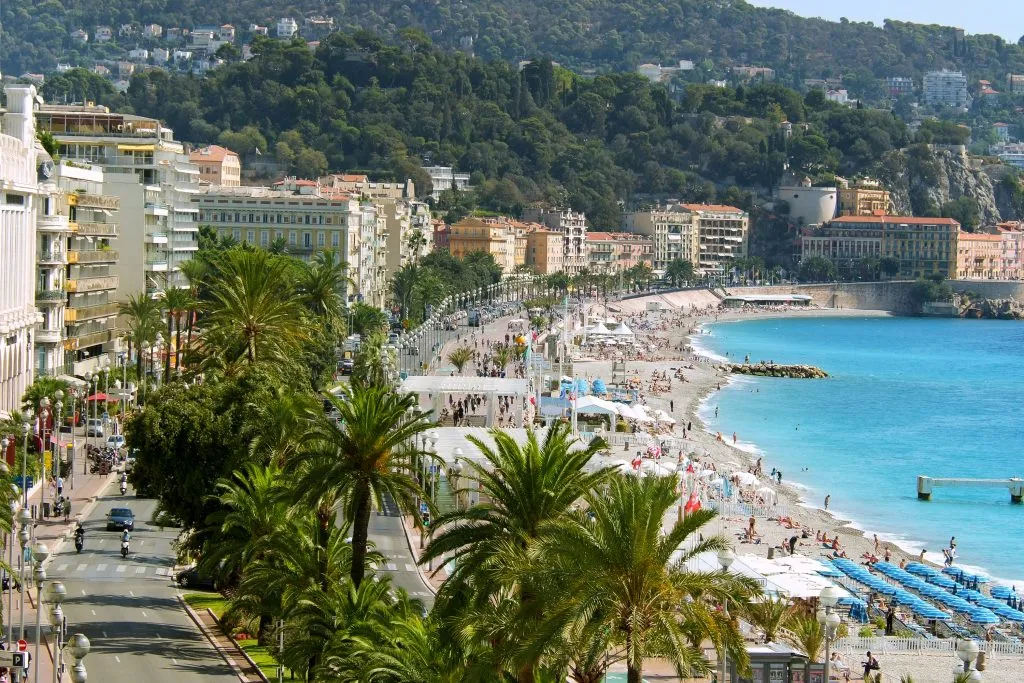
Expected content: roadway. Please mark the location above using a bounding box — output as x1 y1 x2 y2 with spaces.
46 480 236 683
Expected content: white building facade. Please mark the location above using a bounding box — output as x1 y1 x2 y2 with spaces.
0 85 46 414
923 70 969 107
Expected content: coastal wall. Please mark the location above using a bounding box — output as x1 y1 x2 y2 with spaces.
947 280 1024 300
726 282 917 312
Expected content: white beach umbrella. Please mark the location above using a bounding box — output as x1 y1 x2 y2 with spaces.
696 469 717 479
733 472 758 487
653 409 676 424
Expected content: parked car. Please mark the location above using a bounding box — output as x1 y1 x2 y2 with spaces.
105 507 135 531
175 565 217 590
106 435 126 450
338 359 354 376
86 418 105 438
388 332 400 344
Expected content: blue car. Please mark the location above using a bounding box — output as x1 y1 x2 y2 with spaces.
106 507 135 531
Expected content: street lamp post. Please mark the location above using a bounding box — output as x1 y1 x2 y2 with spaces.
54 393 63 482
718 548 735 683
6 494 15 644
32 541 49 683
65 633 90 683
957 639 981 681
46 581 66 683
818 585 842 683
38 397 51 520
83 372 93 452
68 390 77 491
21 420 32 508
17 507 31 641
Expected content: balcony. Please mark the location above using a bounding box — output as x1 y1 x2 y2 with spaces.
35 289 66 304
145 259 168 272
68 249 118 264
36 328 63 344
66 302 119 323
36 250 65 265
145 202 169 216
74 222 118 237
66 276 119 293
73 193 120 210
38 215 70 232
146 232 168 245
63 329 113 350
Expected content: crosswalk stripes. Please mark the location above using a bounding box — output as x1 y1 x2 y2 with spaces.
116 565 127 573
405 564 416 572
49 563 175 579
56 564 68 572
76 564 87 572
385 562 398 571
96 564 107 572
135 567 146 574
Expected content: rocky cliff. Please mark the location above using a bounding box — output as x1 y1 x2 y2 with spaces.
959 298 1024 320
874 145 1001 225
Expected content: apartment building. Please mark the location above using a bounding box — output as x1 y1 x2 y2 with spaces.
523 208 589 275
623 207 699 272
585 232 654 273
195 185 365 296
424 166 470 199
885 77 915 99
319 174 413 200
0 85 45 413
923 70 969 107
956 232 1003 280
523 228 563 275
802 215 960 278
189 145 240 186
449 217 523 273
34 103 200 297
381 199 432 278
1010 74 1024 95
276 18 298 38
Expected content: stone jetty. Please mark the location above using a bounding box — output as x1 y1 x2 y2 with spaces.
727 362 828 378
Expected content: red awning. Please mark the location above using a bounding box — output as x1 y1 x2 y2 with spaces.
86 393 118 402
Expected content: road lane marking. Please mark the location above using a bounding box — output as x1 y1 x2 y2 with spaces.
405 564 416 572
116 565 127 573
141 610 148 617
129 590 135 597
75 564 87 572
91 610 96 616
155 632 162 639
135 567 145 574
115 656 121 663
56 563 68 572
96 563 107 571
172 658 178 666
102 631 108 638
385 562 397 571
80 589 86 595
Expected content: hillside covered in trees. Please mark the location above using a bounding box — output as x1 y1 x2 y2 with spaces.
8 0 1024 86
41 31 935 230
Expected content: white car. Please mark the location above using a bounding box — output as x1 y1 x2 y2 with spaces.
106 435 126 450
86 418 105 438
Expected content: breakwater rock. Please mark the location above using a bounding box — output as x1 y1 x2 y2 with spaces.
727 363 829 379
960 298 1024 320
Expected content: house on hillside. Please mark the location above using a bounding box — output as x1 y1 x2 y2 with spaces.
95 26 113 42
143 24 163 39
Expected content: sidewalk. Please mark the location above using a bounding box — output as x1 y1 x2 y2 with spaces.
4 437 117 683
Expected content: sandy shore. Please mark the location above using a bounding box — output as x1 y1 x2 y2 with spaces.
574 306 938 617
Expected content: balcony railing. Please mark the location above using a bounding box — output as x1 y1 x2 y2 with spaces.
38 215 70 232
68 249 118 264
35 289 66 303
66 276 119 293
146 232 168 244
74 222 118 237
63 329 113 350
36 250 65 264
144 259 169 271
73 193 120 210
36 328 63 344
65 303 119 323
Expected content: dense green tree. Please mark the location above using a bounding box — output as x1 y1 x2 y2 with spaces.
798 256 837 283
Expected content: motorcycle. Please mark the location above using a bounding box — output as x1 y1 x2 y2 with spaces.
121 539 129 558
120 482 127 495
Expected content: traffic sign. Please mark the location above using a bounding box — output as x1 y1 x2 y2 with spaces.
0 650 26 666
17 638 27 651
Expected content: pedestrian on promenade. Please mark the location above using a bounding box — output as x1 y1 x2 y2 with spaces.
57 475 64 497
64 499 71 523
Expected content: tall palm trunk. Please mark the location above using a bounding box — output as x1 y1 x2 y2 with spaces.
165 311 173 379
350 484 372 588
174 313 183 369
135 338 144 386
627 628 642 683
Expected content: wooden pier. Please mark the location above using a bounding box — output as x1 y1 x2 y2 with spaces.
917 476 1024 504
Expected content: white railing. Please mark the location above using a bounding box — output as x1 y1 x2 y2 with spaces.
836 636 1024 658
708 499 791 519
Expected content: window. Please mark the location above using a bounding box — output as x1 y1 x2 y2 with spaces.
331 232 340 247
232 228 241 241
303 232 312 248
247 230 255 244
317 232 325 247
289 231 297 246
260 230 269 246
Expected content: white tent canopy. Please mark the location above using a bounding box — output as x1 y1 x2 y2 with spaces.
611 322 634 336
586 322 612 335
574 395 621 416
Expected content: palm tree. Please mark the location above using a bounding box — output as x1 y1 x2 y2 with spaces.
665 258 695 288
786 614 824 663
246 388 320 464
296 383 434 588
391 264 418 321
745 597 795 643
339 605 460 683
201 249 308 366
295 250 352 338
178 258 208 354
447 346 475 375
350 302 390 338
422 424 611 682
491 343 515 375
542 477 761 683
119 293 162 380
160 287 193 375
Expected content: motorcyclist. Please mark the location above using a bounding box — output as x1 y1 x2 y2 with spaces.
121 528 131 556
74 523 84 552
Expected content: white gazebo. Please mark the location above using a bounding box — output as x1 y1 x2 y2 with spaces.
399 376 532 427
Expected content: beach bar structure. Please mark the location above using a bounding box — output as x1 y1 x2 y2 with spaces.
917 475 1024 503
721 294 812 308
398 376 531 428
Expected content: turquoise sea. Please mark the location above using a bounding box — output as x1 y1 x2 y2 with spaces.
695 316 1024 584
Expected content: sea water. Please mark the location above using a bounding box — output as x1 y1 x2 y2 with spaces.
697 316 1024 584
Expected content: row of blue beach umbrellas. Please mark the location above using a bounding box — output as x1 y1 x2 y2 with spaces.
886 562 1024 624
827 559 952 622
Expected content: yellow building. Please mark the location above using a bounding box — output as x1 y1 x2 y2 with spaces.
450 217 522 273
838 184 893 217
524 229 564 274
